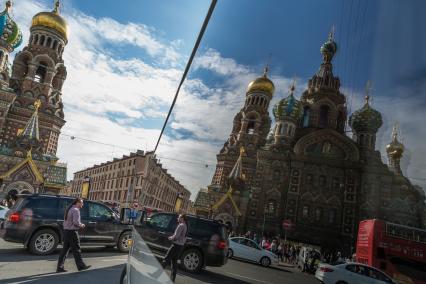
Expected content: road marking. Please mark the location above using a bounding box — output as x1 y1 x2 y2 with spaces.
100 258 127 262
226 272 273 284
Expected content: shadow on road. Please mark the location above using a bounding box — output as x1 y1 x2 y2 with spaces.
0 264 123 284
176 269 251 284
0 246 127 263
229 257 293 273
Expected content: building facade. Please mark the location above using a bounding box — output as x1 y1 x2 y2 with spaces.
0 1 67 200
197 32 425 253
71 150 191 213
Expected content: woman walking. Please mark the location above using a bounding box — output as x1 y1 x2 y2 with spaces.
56 198 91 272
162 214 188 282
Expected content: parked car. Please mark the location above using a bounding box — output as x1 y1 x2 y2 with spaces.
0 194 132 255
315 262 397 284
125 211 228 274
0 205 8 221
228 237 279 267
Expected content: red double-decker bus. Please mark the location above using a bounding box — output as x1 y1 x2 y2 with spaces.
356 219 426 284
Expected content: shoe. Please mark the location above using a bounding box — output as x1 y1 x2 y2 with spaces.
78 265 91 271
56 268 67 273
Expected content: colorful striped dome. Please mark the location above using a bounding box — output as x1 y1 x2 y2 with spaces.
0 1 23 51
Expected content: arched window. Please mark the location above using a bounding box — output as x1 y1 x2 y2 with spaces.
359 134 364 146
337 111 345 132
282 123 288 135
40 35 45 46
302 205 310 217
328 208 337 223
319 105 330 128
315 208 322 221
34 62 47 83
246 119 256 134
53 40 58 50
265 199 277 217
303 106 310 127
34 34 39 44
46 37 52 47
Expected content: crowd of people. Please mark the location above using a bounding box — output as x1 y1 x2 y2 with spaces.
229 230 354 272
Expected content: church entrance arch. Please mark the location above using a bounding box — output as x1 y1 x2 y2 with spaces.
4 181 35 199
214 212 235 230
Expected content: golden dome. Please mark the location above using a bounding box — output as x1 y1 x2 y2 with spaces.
31 1 67 40
247 67 275 95
386 123 404 159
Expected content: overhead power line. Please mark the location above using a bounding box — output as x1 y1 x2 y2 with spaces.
153 0 217 153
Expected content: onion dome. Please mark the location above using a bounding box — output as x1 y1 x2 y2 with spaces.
273 84 303 121
247 66 275 95
320 31 337 63
0 1 23 51
31 1 67 40
349 96 383 133
386 123 404 159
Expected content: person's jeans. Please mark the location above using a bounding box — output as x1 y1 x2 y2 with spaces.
162 244 184 282
57 230 86 269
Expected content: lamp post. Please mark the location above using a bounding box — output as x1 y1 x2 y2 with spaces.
81 176 91 199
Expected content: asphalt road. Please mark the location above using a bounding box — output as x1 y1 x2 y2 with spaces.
0 239 318 284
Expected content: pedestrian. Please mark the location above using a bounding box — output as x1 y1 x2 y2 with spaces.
253 233 259 245
57 198 91 273
162 214 188 282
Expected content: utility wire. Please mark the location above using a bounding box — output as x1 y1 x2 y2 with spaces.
153 0 217 153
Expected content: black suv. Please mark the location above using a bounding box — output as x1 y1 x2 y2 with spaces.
127 212 228 275
0 194 132 255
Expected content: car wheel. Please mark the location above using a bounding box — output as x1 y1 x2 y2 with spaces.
228 248 234 258
117 231 132 253
260 256 271 267
29 229 59 255
181 248 203 273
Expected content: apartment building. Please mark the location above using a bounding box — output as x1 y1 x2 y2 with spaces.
71 150 191 213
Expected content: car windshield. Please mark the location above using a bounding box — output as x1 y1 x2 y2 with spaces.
0 1 425 284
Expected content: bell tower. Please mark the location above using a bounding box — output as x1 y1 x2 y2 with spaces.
300 30 347 133
6 0 67 155
211 67 274 188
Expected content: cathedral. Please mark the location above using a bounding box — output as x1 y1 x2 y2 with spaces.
196 32 425 252
0 1 67 200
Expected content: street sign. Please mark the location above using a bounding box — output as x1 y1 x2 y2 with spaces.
282 219 293 230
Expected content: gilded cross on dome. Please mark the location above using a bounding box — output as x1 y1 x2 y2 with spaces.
365 81 373 104
34 99 42 112
53 0 60 14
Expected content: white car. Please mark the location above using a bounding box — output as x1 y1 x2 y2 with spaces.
0 205 8 221
228 237 279 267
315 262 397 284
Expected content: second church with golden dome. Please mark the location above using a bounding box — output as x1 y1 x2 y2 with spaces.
0 0 69 199
197 32 425 252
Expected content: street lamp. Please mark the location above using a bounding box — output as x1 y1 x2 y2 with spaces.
81 176 91 199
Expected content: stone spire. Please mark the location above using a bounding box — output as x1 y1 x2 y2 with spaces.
386 123 404 175
15 100 42 151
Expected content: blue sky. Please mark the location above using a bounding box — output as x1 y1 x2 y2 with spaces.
11 0 426 198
